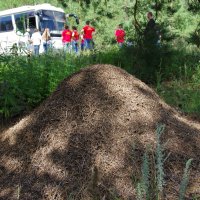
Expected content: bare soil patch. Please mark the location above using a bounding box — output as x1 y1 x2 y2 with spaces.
0 64 199 200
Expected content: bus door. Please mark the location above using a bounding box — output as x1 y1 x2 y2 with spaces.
14 11 37 52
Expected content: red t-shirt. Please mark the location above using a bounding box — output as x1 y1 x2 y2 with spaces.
82 25 95 39
115 29 125 43
62 29 72 42
72 30 79 41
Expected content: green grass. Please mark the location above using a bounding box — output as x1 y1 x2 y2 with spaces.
0 46 135 119
1 41 200 120
157 81 200 114
0 52 82 118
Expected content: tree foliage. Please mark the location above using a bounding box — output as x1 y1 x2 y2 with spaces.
1 0 200 47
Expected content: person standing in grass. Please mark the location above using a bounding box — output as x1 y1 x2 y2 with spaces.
42 28 51 53
115 24 126 47
31 28 42 56
72 26 79 53
144 12 156 35
81 20 95 50
80 34 85 51
144 12 160 46
24 28 32 55
62 25 72 53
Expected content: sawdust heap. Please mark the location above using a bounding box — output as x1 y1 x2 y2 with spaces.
0 65 199 200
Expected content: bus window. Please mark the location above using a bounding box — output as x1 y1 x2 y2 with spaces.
40 10 56 31
15 13 26 32
14 12 36 33
0 16 13 32
54 11 65 30
40 10 65 32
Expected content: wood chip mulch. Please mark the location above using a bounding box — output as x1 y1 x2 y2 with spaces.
0 64 199 200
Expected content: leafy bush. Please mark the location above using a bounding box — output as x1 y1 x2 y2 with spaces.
0 47 136 119
0 52 82 118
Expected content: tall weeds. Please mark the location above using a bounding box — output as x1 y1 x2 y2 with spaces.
1 42 200 120
135 124 193 200
141 151 150 199
155 124 165 199
179 158 193 200
0 46 135 120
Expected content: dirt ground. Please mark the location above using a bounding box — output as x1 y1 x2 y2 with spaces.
0 64 199 200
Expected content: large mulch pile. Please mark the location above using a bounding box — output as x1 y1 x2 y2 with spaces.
0 64 199 200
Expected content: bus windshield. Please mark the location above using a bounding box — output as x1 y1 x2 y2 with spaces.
40 10 65 33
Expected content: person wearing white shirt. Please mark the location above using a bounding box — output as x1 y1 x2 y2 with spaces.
31 29 42 56
24 28 32 55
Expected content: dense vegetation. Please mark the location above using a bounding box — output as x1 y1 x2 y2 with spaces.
0 2 200 199
1 0 200 120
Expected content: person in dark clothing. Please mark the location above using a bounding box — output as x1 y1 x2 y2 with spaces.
145 12 156 33
144 12 159 45
143 12 162 83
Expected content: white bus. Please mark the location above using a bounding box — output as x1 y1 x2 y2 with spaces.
0 4 79 54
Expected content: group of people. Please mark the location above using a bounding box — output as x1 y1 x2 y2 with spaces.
26 27 51 56
62 20 127 52
114 12 161 48
28 11 159 56
61 20 96 53
28 20 96 56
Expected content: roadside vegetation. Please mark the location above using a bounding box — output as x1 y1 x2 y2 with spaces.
1 42 200 121
0 2 200 199
1 0 200 121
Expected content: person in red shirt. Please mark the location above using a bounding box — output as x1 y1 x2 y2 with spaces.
81 20 95 50
80 34 85 51
62 25 72 52
72 26 79 53
115 24 126 47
